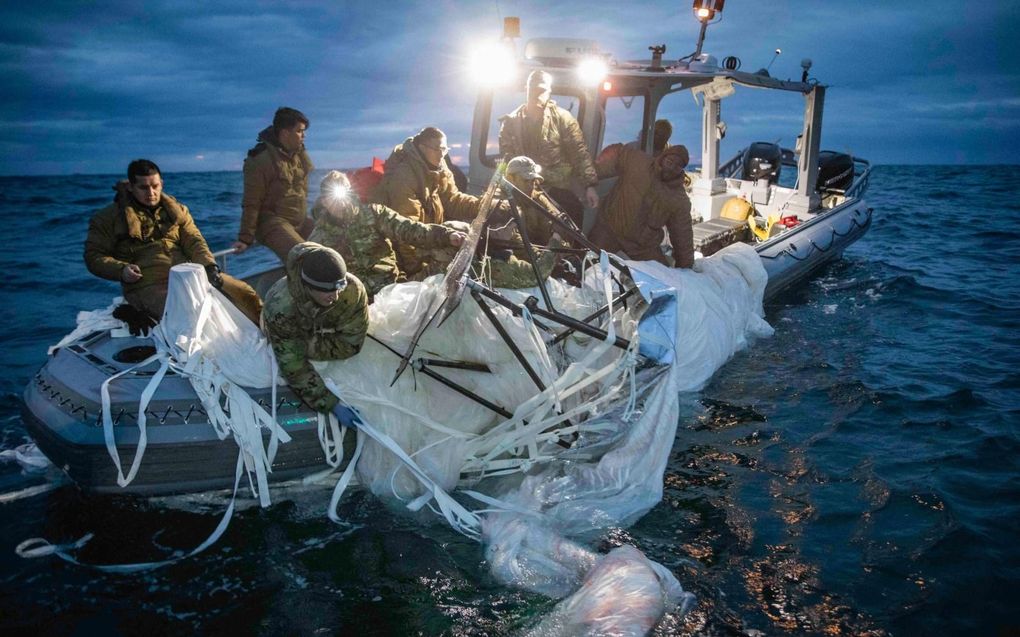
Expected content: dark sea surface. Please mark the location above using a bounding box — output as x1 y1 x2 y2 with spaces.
1 166 1018 635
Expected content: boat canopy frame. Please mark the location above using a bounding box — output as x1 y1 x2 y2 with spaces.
469 50 828 215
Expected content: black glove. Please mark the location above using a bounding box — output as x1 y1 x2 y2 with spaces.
205 263 224 289
112 304 158 337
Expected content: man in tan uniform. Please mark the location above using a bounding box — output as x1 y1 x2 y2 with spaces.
370 126 484 278
588 144 694 268
85 159 263 325
232 107 314 261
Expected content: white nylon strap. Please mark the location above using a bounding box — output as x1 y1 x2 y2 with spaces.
100 351 167 488
16 452 246 573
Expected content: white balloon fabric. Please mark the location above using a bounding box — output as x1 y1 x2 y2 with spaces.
65 244 770 631
315 242 771 634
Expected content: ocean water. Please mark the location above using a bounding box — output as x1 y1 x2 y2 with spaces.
1 165 1018 635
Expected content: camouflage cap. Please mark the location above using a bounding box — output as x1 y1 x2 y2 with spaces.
506 156 543 181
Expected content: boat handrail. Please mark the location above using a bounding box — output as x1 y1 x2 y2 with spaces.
212 247 239 272
719 151 744 179
844 158 871 200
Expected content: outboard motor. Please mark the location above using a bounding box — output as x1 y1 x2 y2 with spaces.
816 151 854 193
741 142 782 184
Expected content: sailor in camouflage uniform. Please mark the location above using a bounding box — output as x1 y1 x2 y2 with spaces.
498 70 600 228
261 243 368 414
309 171 465 301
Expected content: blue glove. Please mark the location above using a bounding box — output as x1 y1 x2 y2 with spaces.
331 403 361 428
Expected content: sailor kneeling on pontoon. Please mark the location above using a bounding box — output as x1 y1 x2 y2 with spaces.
261 243 369 427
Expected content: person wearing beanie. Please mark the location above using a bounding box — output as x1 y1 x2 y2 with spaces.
261 242 369 416
369 126 483 280
232 107 315 261
84 159 264 328
310 170 465 301
588 143 695 268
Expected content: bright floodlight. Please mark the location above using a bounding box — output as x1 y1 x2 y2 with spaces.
576 57 609 86
467 41 517 87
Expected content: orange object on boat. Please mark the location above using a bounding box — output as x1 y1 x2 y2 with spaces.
347 157 385 201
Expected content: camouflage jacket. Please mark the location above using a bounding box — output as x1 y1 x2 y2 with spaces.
309 199 456 300
498 100 598 190
369 138 480 276
84 183 216 294
239 126 314 245
261 243 369 412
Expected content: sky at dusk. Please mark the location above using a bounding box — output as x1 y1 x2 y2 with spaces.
1 0 1017 176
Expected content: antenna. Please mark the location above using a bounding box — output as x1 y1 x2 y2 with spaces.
755 48 781 77
800 58 812 83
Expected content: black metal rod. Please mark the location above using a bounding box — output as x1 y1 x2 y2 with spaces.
466 279 552 332
368 333 403 357
418 358 491 373
471 290 547 392
546 286 640 347
507 198 555 312
501 180 632 275
415 363 513 419
416 364 572 449
524 296 630 350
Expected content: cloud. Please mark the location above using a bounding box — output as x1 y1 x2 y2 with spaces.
0 0 1018 175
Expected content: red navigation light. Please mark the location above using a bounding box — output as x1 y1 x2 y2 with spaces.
602 80 613 92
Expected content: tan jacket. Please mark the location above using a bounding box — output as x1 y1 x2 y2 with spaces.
370 138 480 275
589 144 694 268
498 100 598 190
84 184 216 294
238 126 314 245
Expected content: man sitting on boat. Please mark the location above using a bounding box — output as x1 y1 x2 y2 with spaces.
502 155 569 246
370 126 487 280
232 107 315 261
588 144 695 269
309 170 466 301
84 159 264 327
498 70 599 230
262 243 369 422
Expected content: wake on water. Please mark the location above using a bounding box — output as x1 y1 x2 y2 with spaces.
13 242 772 635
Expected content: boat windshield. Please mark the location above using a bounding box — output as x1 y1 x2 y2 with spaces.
600 92 647 153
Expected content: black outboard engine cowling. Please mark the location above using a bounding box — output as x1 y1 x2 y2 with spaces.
741 142 782 183
817 151 854 193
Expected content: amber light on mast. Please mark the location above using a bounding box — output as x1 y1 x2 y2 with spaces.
691 0 725 60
